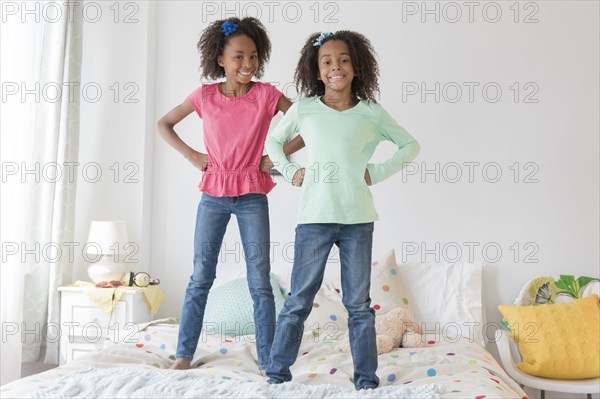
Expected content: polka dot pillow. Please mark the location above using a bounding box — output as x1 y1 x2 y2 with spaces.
278 276 348 333
332 249 414 316
374 249 414 314
304 283 348 333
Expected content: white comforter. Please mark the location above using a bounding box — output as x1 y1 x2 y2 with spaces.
2 319 526 398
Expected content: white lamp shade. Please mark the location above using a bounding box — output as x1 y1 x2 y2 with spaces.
86 220 129 255
86 221 129 283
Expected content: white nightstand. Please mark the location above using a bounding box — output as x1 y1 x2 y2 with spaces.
58 286 152 365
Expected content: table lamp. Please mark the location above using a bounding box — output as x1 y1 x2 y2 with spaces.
86 220 129 283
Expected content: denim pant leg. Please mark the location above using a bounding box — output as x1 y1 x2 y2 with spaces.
266 224 335 383
235 194 274 370
339 223 379 389
176 194 231 360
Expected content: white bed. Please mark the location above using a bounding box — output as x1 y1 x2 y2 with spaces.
1 253 527 398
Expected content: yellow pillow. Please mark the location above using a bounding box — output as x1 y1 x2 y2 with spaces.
498 294 600 379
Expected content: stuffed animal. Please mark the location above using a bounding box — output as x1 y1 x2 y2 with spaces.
338 307 424 354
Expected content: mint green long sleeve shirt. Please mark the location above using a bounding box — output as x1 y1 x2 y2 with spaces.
265 97 421 224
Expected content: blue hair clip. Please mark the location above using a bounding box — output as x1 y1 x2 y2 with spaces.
221 21 238 37
313 32 333 48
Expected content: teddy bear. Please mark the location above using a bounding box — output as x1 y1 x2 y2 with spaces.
338 307 424 354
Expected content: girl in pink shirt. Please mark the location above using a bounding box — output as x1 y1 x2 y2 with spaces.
157 17 302 371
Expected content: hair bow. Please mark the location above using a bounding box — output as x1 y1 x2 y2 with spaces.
313 32 333 48
221 21 238 36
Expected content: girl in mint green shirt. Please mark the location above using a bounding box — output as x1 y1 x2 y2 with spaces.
265 31 420 390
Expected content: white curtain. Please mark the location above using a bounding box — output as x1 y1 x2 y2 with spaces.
1 1 83 384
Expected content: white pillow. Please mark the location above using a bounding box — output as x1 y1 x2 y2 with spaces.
399 260 484 346
322 252 485 346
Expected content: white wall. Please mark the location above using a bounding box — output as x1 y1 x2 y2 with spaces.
73 1 156 280
73 1 598 388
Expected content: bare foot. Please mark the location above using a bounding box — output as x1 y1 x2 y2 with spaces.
259 370 267 377
170 358 191 370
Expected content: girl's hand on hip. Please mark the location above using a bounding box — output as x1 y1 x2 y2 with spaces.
364 169 372 186
260 155 274 172
292 168 305 187
188 151 208 171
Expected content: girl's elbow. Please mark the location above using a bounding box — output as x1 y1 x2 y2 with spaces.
156 121 165 138
264 144 274 157
156 118 171 137
412 140 422 157
264 137 276 150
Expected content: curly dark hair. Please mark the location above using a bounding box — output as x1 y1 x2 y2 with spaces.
294 31 380 102
197 17 271 80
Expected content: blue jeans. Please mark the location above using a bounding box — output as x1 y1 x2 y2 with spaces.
175 193 275 370
266 223 379 390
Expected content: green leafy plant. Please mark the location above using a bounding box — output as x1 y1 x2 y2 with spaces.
555 275 598 298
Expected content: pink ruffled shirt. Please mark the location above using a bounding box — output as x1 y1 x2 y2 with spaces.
187 82 282 197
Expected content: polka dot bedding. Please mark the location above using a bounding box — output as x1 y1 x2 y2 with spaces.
1 319 527 398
